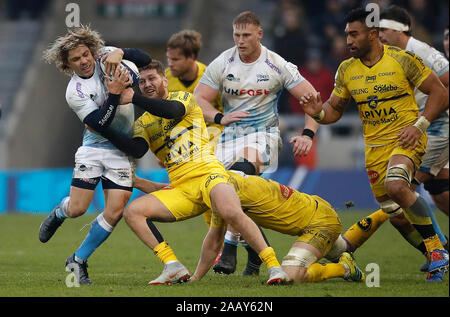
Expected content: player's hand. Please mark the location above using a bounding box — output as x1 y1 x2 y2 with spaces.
188 274 199 282
398 126 422 150
120 88 134 104
102 49 124 76
290 135 312 157
220 110 250 125
105 67 131 95
299 92 323 117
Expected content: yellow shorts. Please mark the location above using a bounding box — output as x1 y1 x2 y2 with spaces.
365 134 427 198
151 165 236 221
296 196 342 256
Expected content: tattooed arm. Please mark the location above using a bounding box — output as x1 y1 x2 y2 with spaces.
299 92 350 124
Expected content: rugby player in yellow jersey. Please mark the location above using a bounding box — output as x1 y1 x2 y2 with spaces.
299 8 449 282
100 60 291 285
165 29 273 277
133 171 365 284
165 29 224 152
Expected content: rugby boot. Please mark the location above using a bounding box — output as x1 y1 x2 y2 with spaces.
427 249 449 273
339 252 365 282
420 238 448 272
39 205 65 243
242 262 260 276
213 244 237 274
65 254 93 285
266 266 292 285
426 268 446 282
148 261 190 285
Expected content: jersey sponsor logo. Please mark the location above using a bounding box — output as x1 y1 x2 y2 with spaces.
76 82 84 98
367 95 379 109
357 217 373 232
223 86 270 96
361 106 397 118
265 58 281 74
279 184 294 199
350 75 364 80
378 72 395 77
373 84 398 93
205 173 226 188
350 88 369 95
367 170 379 184
226 74 240 82
365 75 377 83
256 74 269 83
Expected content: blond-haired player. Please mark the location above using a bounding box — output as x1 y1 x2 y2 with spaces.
194 10 320 276
300 8 449 282
100 60 290 285
40 25 151 284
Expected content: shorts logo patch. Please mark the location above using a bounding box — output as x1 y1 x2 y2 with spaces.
279 184 294 199
368 170 379 184
205 173 226 188
357 217 372 232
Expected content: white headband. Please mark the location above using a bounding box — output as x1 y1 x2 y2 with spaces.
379 19 410 32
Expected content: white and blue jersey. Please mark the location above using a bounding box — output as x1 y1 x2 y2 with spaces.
406 37 449 138
65 46 134 149
199 45 304 143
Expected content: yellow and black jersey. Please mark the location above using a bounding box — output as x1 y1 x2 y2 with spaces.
229 171 319 236
133 91 220 182
333 45 432 146
165 61 223 131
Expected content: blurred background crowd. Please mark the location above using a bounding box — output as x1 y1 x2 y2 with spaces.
0 0 448 170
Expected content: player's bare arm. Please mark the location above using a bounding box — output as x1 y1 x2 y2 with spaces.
300 92 350 124
190 224 227 281
133 175 168 194
398 71 449 150
194 82 250 125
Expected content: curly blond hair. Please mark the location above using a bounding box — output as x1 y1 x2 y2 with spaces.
43 25 104 76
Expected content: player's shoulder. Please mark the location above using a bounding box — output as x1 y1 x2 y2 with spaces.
168 90 193 103
336 56 358 74
65 76 86 101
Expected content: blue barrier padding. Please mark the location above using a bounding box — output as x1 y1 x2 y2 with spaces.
0 167 433 213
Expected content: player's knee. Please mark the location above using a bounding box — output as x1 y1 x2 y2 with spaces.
424 178 449 195
384 181 410 202
66 202 88 218
282 246 317 283
123 203 139 223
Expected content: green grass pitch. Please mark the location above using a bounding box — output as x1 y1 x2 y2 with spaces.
0 210 447 298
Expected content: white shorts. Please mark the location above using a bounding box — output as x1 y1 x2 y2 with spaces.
73 146 134 188
419 135 449 176
215 131 281 174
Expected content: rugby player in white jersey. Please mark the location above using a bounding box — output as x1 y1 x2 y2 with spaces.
40 25 151 284
378 6 449 271
194 11 319 276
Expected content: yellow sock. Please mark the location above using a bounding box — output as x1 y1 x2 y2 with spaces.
344 209 388 249
154 241 178 264
306 263 346 282
258 247 280 269
423 234 444 253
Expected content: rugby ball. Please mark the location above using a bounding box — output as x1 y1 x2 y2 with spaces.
99 57 139 87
